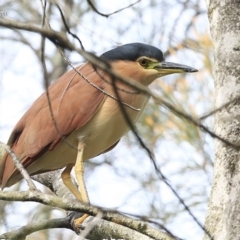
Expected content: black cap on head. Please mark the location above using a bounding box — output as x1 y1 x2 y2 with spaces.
101 43 164 62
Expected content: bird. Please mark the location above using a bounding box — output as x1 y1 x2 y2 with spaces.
0 43 197 227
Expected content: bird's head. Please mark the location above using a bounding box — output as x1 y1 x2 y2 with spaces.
101 43 197 86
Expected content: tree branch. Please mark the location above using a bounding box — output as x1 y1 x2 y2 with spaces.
85 0 141 18
0 188 176 240
0 143 176 239
0 218 71 240
32 171 178 240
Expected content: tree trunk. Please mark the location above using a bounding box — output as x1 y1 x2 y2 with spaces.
204 1 240 239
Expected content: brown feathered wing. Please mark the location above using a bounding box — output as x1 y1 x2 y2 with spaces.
0 63 118 188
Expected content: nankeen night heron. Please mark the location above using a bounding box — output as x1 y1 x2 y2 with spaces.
0 43 197 227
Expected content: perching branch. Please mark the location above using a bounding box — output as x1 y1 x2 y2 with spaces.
0 218 71 240
32 170 178 240
0 214 167 240
0 183 176 240
0 142 177 240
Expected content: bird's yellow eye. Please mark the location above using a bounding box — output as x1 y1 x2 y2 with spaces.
139 58 149 67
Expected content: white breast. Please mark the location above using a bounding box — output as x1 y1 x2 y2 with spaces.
80 93 149 160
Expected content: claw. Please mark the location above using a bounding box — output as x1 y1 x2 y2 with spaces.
73 214 89 232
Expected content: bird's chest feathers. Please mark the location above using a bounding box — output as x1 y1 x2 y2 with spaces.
78 93 149 159
95 94 147 135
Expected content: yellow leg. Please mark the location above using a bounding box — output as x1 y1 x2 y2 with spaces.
73 141 89 226
75 142 89 204
61 141 89 228
61 164 83 202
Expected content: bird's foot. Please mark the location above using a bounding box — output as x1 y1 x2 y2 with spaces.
73 214 89 232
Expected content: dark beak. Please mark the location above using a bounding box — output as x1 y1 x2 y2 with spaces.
154 61 198 74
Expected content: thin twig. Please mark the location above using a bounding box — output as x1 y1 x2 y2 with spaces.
69 60 141 111
86 0 141 18
153 96 240 150
97 66 140 93
4 146 37 191
38 0 83 152
110 76 213 239
199 95 240 121
39 0 74 149
55 3 84 49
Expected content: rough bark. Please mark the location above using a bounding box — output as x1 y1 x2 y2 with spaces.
204 1 240 239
